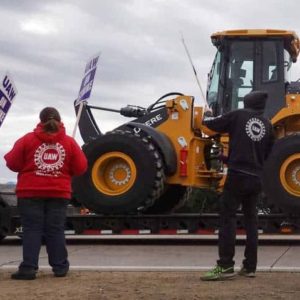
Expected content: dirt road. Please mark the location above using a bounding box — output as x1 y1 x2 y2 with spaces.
0 271 299 299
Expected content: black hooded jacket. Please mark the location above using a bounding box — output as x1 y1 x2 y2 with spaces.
203 91 274 176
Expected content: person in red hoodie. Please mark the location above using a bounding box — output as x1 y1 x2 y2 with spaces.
4 107 87 280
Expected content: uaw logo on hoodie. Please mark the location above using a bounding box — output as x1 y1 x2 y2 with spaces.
245 118 266 141
34 143 66 177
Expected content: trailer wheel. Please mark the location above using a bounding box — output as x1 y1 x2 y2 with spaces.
72 130 165 214
146 185 192 214
263 134 300 212
0 197 8 241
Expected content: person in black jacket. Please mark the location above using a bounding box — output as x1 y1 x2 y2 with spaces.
201 91 274 281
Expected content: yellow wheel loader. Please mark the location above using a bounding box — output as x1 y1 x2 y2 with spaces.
72 29 300 215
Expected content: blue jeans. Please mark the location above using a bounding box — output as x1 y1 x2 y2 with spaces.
217 171 261 272
18 198 69 273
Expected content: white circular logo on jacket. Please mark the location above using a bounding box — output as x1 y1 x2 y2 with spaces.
34 143 66 175
245 118 266 141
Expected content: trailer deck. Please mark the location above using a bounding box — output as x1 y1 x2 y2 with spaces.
2 191 300 239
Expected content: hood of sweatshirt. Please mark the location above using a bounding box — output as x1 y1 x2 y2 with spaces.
34 122 66 143
244 91 268 111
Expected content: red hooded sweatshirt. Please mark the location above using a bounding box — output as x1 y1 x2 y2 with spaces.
4 122 87 199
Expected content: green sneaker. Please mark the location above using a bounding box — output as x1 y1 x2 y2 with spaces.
238 267 256 278
200 265 235 281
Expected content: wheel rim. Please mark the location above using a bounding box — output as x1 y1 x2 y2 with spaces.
91 151 137 196
280 153 300 196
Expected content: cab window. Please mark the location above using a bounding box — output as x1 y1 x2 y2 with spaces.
262 41 278 82
226 41 254 110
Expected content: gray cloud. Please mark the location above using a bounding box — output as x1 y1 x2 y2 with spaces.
1 0 300 182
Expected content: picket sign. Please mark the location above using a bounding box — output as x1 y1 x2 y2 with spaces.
72 53 100 138
0 72 18 128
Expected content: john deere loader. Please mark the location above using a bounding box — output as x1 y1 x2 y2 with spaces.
72 29 300 215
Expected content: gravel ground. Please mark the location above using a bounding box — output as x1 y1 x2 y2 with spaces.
1 271 300 299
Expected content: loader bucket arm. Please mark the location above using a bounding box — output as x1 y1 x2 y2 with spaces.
74 101 102 143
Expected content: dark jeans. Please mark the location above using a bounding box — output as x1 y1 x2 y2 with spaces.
217 171 261 272
18 198 69 273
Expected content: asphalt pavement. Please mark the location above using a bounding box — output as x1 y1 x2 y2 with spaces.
1 235 300 272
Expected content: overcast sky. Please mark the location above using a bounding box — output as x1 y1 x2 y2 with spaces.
1 0 300 182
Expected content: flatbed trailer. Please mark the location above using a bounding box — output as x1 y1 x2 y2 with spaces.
1 191 300 239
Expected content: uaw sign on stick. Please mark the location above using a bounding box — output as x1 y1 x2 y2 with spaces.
73 53 100 137
0 72 17 128
75 53 100 106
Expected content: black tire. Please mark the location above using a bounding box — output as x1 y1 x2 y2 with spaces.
72 130 165 214
263 134 300 212
145 185 192 214
0 196 8 241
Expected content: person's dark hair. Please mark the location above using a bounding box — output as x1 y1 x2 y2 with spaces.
39 107 61 133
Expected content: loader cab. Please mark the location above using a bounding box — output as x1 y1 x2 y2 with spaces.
207 30 299 119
